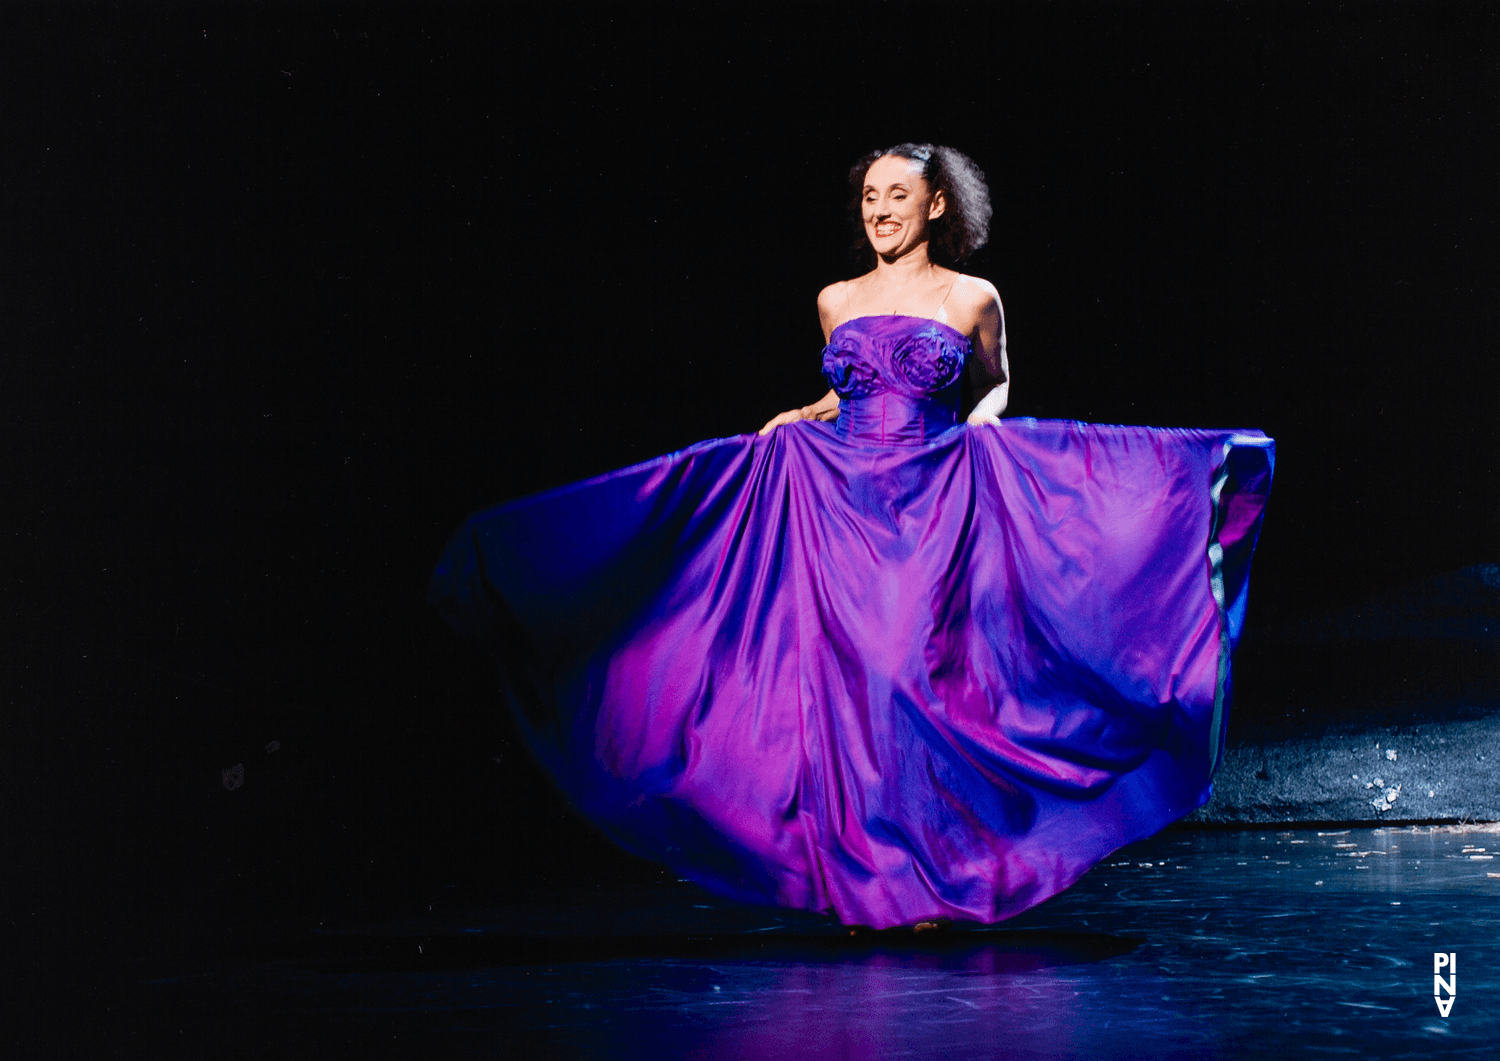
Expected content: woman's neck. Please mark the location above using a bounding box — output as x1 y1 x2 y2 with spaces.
873 241 936 280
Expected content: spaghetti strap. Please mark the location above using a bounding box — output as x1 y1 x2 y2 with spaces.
935 274 959 315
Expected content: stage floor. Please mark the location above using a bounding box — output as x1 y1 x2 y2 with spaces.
107 824 1498 1059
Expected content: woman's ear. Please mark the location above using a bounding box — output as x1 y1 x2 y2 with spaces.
928 189 947 221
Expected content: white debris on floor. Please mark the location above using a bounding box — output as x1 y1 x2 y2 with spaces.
1190 714 1500 824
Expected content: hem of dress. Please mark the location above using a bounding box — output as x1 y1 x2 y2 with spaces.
1207 443 1233 776
1204 433 1274 777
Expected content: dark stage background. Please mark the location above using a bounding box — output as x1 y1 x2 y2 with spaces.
4 0 1496 984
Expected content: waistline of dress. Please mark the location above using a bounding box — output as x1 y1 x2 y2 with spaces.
833 391 962 445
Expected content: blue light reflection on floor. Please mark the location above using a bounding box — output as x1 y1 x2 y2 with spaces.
133 826 1499 1059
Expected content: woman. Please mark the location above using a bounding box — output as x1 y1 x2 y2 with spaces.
759 145 1009 436
431 143 1273 930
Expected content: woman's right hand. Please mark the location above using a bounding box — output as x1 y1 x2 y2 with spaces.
758 407 807 435
759 390 840 436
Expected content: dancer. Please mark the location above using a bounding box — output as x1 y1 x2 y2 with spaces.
757 146 1009 438
431 143 1273 930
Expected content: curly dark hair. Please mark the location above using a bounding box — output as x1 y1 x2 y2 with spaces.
848 143 991 269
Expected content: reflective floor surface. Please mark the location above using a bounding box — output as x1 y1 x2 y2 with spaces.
99 824 1500 1058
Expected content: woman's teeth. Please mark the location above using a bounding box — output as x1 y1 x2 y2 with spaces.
875 223 899 236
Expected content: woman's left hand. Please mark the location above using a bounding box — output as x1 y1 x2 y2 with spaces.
966 380 1008 427
963 287 1008 428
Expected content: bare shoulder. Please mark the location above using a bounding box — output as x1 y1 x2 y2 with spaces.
818 280 856 314
950 273 1001 314
946 273 1003 334
817 280 852 334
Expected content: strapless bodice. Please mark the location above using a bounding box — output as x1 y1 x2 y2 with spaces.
821 315 970 444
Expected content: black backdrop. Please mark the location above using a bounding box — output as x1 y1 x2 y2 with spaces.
5 2 1496 964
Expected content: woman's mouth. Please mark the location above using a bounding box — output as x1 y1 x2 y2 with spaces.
874 222 900 238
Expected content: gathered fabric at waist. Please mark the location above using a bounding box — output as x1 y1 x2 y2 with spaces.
834 391 961 445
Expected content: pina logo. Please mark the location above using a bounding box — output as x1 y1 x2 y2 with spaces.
1434 952 1457 1017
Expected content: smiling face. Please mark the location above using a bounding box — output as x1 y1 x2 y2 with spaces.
862 154 947 260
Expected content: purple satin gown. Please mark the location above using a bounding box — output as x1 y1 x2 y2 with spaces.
431 315 1273 928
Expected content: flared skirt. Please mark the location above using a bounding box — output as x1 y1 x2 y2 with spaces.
430 418 1273 928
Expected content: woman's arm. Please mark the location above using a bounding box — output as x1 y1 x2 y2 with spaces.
758 388 840 435
758 283 847 435
965 283 1008 426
